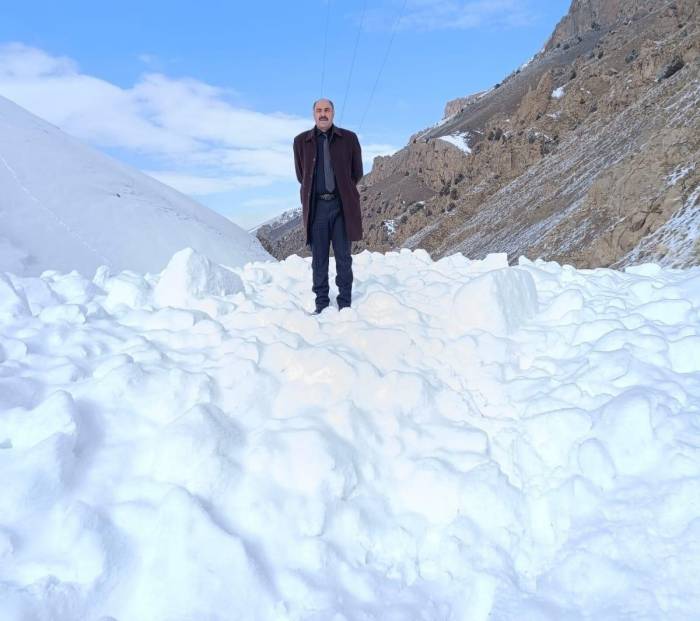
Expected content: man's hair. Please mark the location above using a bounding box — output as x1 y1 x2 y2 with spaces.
312 98 335 111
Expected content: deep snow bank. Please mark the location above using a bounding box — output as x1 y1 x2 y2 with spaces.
0 95 271 277
1 249 700 620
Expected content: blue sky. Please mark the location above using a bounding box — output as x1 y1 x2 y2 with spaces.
0 1 571 229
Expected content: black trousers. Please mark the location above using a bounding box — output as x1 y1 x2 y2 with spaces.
311 196 353 309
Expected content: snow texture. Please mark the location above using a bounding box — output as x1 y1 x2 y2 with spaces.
666 162 696 186
2 247 700 620
623 184 700 268
437 132 472 154
249 207 303 234
551 86 565 99
0 95 270 277
519 55 535 71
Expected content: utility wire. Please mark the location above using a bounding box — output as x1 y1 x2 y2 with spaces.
358 0 408 133
339 0 367 124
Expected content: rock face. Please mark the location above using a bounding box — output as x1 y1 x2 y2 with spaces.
259 0 700 269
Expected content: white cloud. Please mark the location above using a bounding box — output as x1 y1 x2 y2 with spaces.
143 171 273 196
0 43 310 195
238 196 300 227
0 42 77 77
138 53 156 65
0 42 398 231
365 0 535 32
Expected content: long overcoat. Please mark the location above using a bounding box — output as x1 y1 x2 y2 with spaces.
293 125 364 244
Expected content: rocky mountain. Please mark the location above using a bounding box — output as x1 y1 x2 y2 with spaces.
249 207 302 241
258 0 699 269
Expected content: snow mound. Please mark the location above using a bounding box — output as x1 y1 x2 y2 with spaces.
0 273 30 318
451 265 538 334
2 248 700 619
0 95 271 277
153 247 244 309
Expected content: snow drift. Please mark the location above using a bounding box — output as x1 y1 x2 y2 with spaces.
2 248 700 620
0 95 271 277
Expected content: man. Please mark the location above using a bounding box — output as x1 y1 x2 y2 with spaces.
293 98 363 313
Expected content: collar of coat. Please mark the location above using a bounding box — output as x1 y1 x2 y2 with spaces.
305 124 344 142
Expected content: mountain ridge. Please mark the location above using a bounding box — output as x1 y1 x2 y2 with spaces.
258 0 699 269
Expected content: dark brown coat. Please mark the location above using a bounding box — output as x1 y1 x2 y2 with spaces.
293 125 364 244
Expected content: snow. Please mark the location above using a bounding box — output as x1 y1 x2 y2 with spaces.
383 219 396 235
437 132 472 154
413 91 488 142
249 207 302 234
413 114 455 142
623 184 700 268
0 95 270 277
552 86 565 99
2 247 700 619
519 55 535 71
666 162 696 186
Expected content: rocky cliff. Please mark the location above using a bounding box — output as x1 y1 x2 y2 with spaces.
258 0 699 269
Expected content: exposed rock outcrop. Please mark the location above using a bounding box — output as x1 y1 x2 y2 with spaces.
259 0 699 269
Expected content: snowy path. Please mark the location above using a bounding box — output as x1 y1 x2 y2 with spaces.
1 249 700 620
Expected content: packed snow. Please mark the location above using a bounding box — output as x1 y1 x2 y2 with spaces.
0 95 270 277
2 247 700 620
437 133 472 154
551 87 565 99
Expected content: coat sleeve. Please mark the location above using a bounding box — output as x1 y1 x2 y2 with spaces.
293 137 303 184
351 133 363 184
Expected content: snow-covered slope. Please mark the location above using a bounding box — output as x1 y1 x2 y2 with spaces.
0 95 271 277
2 248 700 619
249 206 302 234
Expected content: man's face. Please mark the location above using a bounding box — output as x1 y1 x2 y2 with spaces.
314 100 334 131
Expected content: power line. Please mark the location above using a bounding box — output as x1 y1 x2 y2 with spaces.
339 0 367 124
358 0 407 133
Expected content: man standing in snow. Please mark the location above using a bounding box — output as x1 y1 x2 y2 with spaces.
293 98 363 313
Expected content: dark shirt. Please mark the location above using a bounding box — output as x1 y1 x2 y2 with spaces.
314 125 337 195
